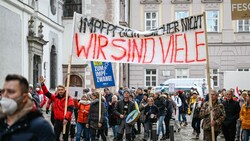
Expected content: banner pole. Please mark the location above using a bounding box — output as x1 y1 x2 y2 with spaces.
99 89 101 123
63 12 77 134
203 12 215 141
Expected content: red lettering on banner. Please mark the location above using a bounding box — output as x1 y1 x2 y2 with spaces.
159 35 174 64
184 33 194 63
174 34 184 63
195 31 206 62
131 39 144 63
143 38 155 64
111 39 127 61
75 33 93 58
93 34 97 59
97 34 108 60
127 39 131 62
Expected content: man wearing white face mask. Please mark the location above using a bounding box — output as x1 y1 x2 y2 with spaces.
0 74 55 141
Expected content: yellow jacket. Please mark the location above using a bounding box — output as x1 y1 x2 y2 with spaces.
240 103 250 130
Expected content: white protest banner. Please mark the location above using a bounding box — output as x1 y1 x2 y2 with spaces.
72 13 206 64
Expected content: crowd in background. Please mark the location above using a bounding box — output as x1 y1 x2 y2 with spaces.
1 74 250 141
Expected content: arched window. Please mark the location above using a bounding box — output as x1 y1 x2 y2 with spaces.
50 45 57 89
65 75 82 87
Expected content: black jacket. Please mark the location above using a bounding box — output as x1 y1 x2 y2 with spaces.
108 102 119 126
114 100 136 124
222 99 240 126
165 99 173 119
0 102 55 141
154 96 166 116
87 99 106 129
144 104 159 123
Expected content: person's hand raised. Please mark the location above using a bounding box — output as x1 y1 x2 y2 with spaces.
39 76 45 83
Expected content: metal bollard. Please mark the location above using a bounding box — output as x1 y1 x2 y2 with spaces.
170 125 174 141
151 123 157 141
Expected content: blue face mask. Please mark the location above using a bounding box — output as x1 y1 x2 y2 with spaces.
0 97 18 117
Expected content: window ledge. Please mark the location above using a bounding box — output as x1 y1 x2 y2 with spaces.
171 0 192 4
140 0 162 4
201 0 223 3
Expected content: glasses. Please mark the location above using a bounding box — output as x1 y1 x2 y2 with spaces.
0 89 16 94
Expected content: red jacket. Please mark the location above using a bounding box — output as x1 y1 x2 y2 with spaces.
46 99 54 111
37 90 47 108
73 99 91 123
41 84 74 121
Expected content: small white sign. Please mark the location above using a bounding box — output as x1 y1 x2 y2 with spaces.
169 83 175 93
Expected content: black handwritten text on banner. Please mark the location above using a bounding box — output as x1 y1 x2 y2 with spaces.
73 13 206 64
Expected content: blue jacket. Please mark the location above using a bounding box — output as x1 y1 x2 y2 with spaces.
0 103 55 141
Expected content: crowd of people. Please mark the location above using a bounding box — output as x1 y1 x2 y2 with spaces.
1 74 250 141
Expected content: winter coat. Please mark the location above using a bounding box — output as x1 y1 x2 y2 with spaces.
37 90 47 108
105 93 113 107
222 99 240 126
108 102 119 126
114 100 136 125
200 101 225 131
165 99 173 119
0 100 55 141
41 84 74 121
87 99 106 129
154 96 166 116
144 104 159 123
74 99 91 124
240 103 250 130
135 94 144 106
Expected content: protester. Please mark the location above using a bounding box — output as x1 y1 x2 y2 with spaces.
104 88 113 108
143 97 159 141
222 90 241 141
153 91 166 140
115 90 136 141
0 74 55 141
162 91 173 139
118 87 124 100
200 90 225 141
178 91 188 126
40 76 74 141
74 94 91 141
236 91 248 141
240 93 250 141
108 95 119 140
135 87 144 134
36 84 47 108
29 84 40 105
190 92 202 139
139 94 149 125
86 92 107 141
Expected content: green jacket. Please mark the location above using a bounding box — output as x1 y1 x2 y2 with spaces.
200 101 225 131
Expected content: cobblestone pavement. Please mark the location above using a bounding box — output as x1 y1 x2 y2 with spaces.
43 111 225 141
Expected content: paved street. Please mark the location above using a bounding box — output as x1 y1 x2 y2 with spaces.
43 111 225 141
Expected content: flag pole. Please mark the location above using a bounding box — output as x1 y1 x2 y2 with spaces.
203 12 215 141
63 12 77 134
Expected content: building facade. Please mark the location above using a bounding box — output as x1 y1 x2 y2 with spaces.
0 0 64 89
129 0 250 90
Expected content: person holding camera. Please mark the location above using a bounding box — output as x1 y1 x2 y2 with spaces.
143 97 159 141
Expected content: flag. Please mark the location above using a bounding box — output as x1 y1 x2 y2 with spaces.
234 86 240 99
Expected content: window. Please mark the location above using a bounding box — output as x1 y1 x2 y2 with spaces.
175 68 189 78
210 69 219 87
237 68 249 72
238 20 250 32
65 75 83 87
145 69 157 87
145 12 158 31
64 0 82 17
206 11 219 32
175 11 189 20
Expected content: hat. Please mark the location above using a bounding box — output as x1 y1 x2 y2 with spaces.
242 91 248 96
137 87 143 91
123 90 131 95
29 84 33 88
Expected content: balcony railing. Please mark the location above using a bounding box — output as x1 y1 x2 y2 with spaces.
171 0 192 4
201 0 223 3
